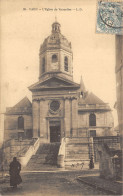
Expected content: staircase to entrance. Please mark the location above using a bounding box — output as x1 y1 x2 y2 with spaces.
23 142 60 171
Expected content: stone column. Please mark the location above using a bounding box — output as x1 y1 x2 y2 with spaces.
71 98 78 137
64 98 71 137
40 99 47 141
32 100 40 138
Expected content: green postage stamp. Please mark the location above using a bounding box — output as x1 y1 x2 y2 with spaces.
96 0 123 34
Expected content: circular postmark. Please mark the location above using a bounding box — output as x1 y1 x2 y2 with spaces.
99 2 123 29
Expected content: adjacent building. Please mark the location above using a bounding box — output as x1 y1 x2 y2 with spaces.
115 35 123 148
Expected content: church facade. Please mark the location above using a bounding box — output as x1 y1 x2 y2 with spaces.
4 22 114 164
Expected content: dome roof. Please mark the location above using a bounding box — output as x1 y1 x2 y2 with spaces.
40 22 72 54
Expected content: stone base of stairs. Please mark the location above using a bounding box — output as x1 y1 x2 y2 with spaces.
22 163 59 171
64 137 91 169
64 159 90 169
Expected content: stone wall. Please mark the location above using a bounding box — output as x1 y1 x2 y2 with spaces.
78 111 113 127
99 148 114 179
1 139 33 170
4 115 18 130
93 136 120 162
4 114 32 140
115 35 123 148
98 143 122 180
78 110 114 137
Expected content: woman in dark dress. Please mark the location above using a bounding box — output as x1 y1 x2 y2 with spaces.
9 157 22 188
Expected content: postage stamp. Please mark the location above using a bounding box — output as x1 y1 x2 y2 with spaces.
96 1 123 34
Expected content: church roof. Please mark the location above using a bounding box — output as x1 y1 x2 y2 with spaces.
85 92 105 104
29 75 80 91
5 97 32 115
79 92 105 104
78 92 111 111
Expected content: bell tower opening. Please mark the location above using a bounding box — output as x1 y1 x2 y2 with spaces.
52 54 58 63
42 57 45 73
52 22 61 33
64 56 68 72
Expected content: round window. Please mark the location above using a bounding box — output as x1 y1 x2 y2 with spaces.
50 100 60 112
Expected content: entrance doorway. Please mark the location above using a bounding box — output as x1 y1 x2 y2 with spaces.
50 121 61 143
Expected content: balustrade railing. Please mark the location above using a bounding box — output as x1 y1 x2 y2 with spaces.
19 138 40 167
57 137 66 168
78 104 110 110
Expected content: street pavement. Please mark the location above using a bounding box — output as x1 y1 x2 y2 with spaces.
78 175 122 195
0 170 115 196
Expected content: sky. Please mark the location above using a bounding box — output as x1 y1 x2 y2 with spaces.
0 0 118 142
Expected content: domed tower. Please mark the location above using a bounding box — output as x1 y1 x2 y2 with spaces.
39 21 73 81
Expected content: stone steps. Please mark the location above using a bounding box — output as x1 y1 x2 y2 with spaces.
66 146 89 148
65 137 90 168
66 155 89 159
23 142 60 171
66 138 89 144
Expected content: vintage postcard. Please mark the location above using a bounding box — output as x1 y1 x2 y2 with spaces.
0 0 122 195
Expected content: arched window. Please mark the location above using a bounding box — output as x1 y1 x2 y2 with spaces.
89 113 96 126
52 54 58 63
18 116 24 129
64 56 68 72
42 57 45 73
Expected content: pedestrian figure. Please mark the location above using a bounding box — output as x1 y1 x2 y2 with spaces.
9 157 22 188
89 155 94 169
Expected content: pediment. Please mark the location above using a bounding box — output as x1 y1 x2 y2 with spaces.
40 78 74 87
29 76 80 91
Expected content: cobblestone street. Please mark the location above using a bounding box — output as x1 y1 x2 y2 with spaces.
0 170 110 196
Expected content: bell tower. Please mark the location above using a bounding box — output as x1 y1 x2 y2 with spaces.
52 21 61 33
39 21 73 81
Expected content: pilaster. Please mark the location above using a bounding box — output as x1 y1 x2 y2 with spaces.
40 99 48 140
32 100 40 138
64 98 71 137
71 98 78 137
